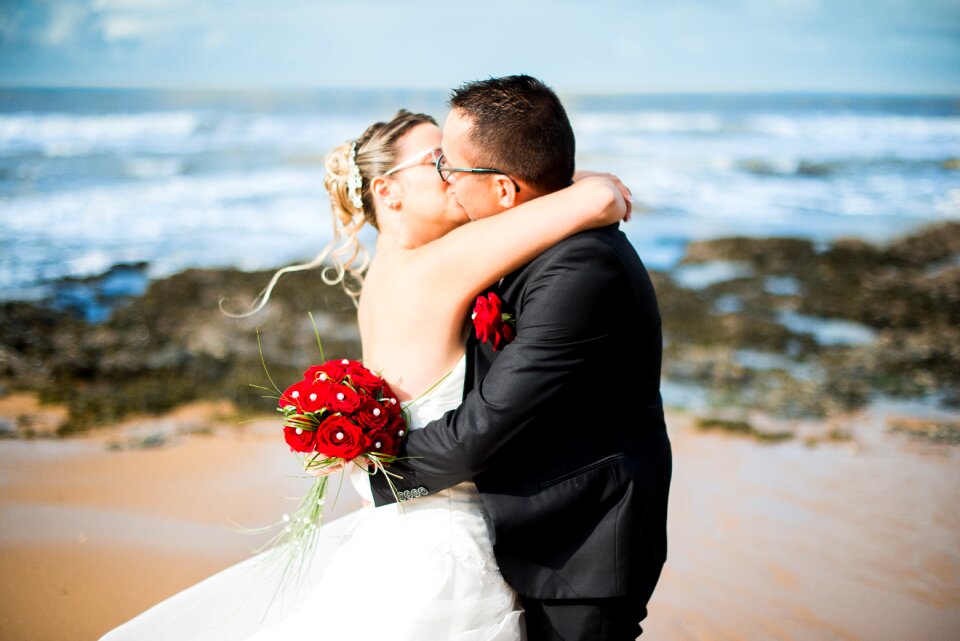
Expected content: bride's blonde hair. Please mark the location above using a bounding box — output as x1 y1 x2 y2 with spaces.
221 110 437 316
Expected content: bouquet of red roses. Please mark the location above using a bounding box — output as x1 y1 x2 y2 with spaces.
277 357 406 467
252 332 408 587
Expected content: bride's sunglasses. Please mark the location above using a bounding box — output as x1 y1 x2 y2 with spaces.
383 147 444 177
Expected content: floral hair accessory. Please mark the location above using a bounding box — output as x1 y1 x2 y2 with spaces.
347 142 363 211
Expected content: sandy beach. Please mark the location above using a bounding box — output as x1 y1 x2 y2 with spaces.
1 398 957 641
1 78 958 641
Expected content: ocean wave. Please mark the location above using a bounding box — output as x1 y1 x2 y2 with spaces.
936 188 960 218
573 110 960 145
573 111 727 135
620 159 960 224
0 111 371 158
0 112 201 156
736 156 953 178
124 157 185 179
748 113 960 140
0 167 328 239
0 168 336 296
3 92 959 299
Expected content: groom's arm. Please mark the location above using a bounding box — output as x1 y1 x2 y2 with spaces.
369 232 634 506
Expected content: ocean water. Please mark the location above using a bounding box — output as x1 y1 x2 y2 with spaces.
1 88 958 302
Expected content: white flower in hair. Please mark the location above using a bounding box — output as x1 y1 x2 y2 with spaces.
347 143 363 211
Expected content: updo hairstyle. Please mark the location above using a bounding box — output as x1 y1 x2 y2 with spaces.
322 110 436 294
220 110 436 317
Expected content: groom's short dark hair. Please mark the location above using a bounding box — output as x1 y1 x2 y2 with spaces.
449 75 575 194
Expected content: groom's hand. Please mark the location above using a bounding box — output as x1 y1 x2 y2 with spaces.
573 170 633 221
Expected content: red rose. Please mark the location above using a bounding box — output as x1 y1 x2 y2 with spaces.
303 358 351 385
278 379 328 413
374 382 399 417
356 399 389 432
501 321 516 345
387 415 408 441
365 428 399 457
315 416 365 460
327 383 362 414
345 361 384 392
472 292 515 351
283 425 317 453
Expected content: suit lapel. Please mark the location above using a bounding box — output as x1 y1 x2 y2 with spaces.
465 271 527 399
463 330 478 400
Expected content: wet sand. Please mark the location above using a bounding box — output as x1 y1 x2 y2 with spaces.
644 410 960 641
1 401 958 641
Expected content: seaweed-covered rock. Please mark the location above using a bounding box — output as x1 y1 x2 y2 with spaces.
656 222 960 418
886 221 960 268
4 222 959 435
0 265 361 434
680 237 816 274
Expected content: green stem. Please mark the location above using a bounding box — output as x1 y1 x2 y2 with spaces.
256 328 282 396
308 311 325 362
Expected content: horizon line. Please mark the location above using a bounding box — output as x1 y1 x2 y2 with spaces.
2 84 959 99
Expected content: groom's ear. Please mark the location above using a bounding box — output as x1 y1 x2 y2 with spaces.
493 175 518 210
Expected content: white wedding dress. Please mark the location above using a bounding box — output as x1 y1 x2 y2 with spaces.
100 354 523 641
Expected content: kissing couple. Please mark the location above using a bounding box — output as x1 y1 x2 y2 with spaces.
100 74 672 641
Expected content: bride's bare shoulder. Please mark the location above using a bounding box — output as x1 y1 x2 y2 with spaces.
363 249 452 311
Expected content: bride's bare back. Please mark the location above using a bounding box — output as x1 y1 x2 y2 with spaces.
358 244 474 402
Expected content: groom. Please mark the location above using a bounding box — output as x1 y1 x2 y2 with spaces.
369 75 671 640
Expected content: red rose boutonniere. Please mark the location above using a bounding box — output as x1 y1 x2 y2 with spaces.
472 292 516 351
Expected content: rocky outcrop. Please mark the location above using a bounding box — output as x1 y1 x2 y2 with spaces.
2 222 957 435
656 221 960 417
0 267 360 434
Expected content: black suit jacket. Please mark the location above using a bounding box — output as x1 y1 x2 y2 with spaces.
370 224 671 602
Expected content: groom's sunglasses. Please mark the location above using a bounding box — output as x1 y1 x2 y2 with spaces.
435 153 520 193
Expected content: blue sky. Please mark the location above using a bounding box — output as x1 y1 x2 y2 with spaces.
1 0 959 93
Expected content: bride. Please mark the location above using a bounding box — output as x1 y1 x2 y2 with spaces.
99 109 629 640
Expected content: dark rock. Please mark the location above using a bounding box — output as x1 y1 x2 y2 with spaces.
695 416 794 442
6 222 959 434
680 237 816 274
2 264 361 434
655 222 960 420
886 221 960 268
889 418 960 444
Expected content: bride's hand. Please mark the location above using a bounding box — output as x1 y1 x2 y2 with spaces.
573 170 633 221
303 457 369 477
304 460 344 477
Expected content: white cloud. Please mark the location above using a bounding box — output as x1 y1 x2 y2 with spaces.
744 0 821 16
3 0 957 92
44 2 88 46
201 28 226 50
100 15 149 42
92 0 183 10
